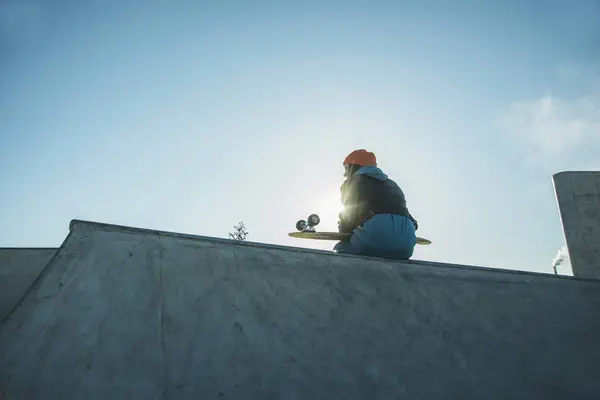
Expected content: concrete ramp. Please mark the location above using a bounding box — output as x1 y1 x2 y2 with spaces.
0 247 58 322
1 220 600 399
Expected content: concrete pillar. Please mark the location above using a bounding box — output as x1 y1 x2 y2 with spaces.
553 171 600 279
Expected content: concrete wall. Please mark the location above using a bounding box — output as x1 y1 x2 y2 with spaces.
1 220 599 399
0 248 57 322
553 171 600 280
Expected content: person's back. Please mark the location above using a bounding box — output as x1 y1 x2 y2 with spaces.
334 149 418 260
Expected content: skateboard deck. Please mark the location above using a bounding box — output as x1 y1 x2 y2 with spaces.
289 231 432 245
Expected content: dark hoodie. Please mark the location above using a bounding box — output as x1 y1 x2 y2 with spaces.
339 165 418 233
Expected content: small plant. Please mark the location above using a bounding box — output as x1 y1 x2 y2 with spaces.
229 221 249 241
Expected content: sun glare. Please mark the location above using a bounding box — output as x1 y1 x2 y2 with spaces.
317 190 345 220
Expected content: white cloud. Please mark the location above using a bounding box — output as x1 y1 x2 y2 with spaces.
502 88 600 170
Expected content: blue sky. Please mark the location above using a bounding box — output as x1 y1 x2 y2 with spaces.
1 0 599 274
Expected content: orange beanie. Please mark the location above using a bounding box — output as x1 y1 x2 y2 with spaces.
343 149 377 166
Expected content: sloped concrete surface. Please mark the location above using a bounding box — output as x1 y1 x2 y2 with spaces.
554 171 600 279
1 220 599 399
0 248 57 322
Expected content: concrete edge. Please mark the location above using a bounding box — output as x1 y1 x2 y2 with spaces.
552 173 570 245
0 232 75 327
69 219 596 283
553 171 600 177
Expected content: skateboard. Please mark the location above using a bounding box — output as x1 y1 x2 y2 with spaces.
289 213 432 245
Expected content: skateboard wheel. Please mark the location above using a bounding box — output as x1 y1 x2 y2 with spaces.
307 214 320 226
296 220 308 231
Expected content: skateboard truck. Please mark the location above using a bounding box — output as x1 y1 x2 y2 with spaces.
296 214 320 233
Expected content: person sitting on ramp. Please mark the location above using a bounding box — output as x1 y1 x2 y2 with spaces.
334 149 419 260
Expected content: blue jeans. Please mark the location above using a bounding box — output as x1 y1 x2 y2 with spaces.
333 214 417 260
